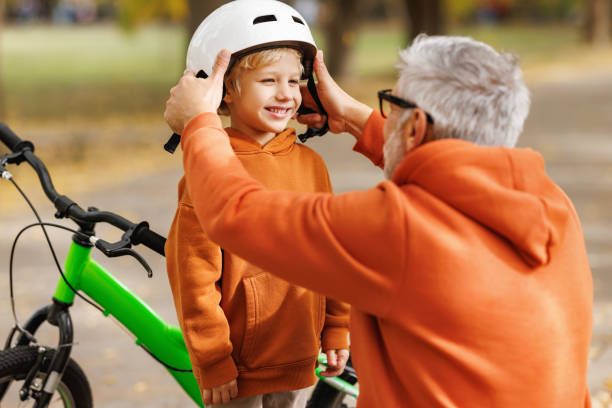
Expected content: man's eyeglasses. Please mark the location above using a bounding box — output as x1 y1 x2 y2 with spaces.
378 89 434 124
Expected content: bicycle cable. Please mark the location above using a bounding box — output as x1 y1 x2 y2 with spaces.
7 176 105 314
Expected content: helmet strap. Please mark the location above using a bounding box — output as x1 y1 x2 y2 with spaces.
297 74 330 143
164 70 211 154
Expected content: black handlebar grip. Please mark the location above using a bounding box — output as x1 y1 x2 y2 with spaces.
135 228 166 257
0 123 24 152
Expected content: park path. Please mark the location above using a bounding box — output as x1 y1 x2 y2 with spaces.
0 73 611 407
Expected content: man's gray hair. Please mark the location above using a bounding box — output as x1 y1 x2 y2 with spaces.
395 35 530 147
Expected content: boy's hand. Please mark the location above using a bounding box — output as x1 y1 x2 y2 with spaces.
164 49 231 134
297 50 372 138
320 349 350 377
202 378 238 405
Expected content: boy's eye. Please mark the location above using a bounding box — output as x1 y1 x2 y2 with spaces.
260 78 275 83
289 79 299 85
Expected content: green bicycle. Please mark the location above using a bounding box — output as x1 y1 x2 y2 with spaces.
0 123 358 408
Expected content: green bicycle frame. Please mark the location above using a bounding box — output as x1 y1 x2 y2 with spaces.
50 241 359 407
52 241 203 406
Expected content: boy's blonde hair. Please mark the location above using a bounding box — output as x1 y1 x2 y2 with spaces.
219 48 304 116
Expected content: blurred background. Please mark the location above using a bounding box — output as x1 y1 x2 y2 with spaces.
0 0 611 406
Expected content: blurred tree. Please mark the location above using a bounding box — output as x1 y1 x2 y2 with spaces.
320 0 447 77
186 0 225 39
320 0 365 77
584 0 610 44
403 0 446 39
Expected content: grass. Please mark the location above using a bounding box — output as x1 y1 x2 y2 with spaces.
3 24 185 85
1 21 610 123
1 24 186 121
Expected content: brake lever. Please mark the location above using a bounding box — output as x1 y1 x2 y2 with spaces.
92 237 153 278
1 149 29 167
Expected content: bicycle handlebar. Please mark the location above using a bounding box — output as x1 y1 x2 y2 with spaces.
0 123 166 256
0 123 34 153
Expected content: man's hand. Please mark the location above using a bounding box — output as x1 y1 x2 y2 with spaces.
297 50 372 138
164 49 231 135
320 349 350 377
202 378 238 405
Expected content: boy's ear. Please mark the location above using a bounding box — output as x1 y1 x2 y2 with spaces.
223 93 232 104
222 79 233 104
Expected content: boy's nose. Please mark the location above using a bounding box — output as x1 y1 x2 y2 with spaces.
275 84 291 100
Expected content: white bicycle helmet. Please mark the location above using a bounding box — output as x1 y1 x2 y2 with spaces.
164 0 328 154
187 0 318 79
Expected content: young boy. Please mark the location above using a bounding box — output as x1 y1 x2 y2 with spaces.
165 4 350 407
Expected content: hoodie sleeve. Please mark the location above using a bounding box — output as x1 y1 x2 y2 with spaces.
181 113 406 317
353 110 386 168
318 162 350 351
321 299 350 351
165 187 238 389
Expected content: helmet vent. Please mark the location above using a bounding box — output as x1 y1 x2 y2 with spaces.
253 15 277 24
292 16 305 25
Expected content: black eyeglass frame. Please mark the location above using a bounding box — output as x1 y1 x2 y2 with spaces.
378 89 434 124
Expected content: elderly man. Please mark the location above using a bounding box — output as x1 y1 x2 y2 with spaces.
164 35 592 407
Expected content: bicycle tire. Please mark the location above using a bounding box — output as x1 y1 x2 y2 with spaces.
0 345 93 408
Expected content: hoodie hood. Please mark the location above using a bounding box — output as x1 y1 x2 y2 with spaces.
392 139 569 267
225 127 297 155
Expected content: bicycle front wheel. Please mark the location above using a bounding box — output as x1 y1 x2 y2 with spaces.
0 346 92 408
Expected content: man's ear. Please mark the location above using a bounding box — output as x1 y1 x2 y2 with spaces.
401 109 428 150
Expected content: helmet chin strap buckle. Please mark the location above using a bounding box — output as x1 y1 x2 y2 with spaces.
297 124 329 143
163 70 209 154
164 133 181 154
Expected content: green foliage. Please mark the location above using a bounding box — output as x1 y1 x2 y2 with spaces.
446 0 581 22
447 0 481 22
115 0 187 30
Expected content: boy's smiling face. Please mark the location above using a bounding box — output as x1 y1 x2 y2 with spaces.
224 50 302 145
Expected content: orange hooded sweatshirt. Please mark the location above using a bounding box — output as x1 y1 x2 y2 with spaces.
180 111 593 407
166 127 350 398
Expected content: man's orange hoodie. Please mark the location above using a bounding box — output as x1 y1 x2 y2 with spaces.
166 127 350 398
180 111 593 407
